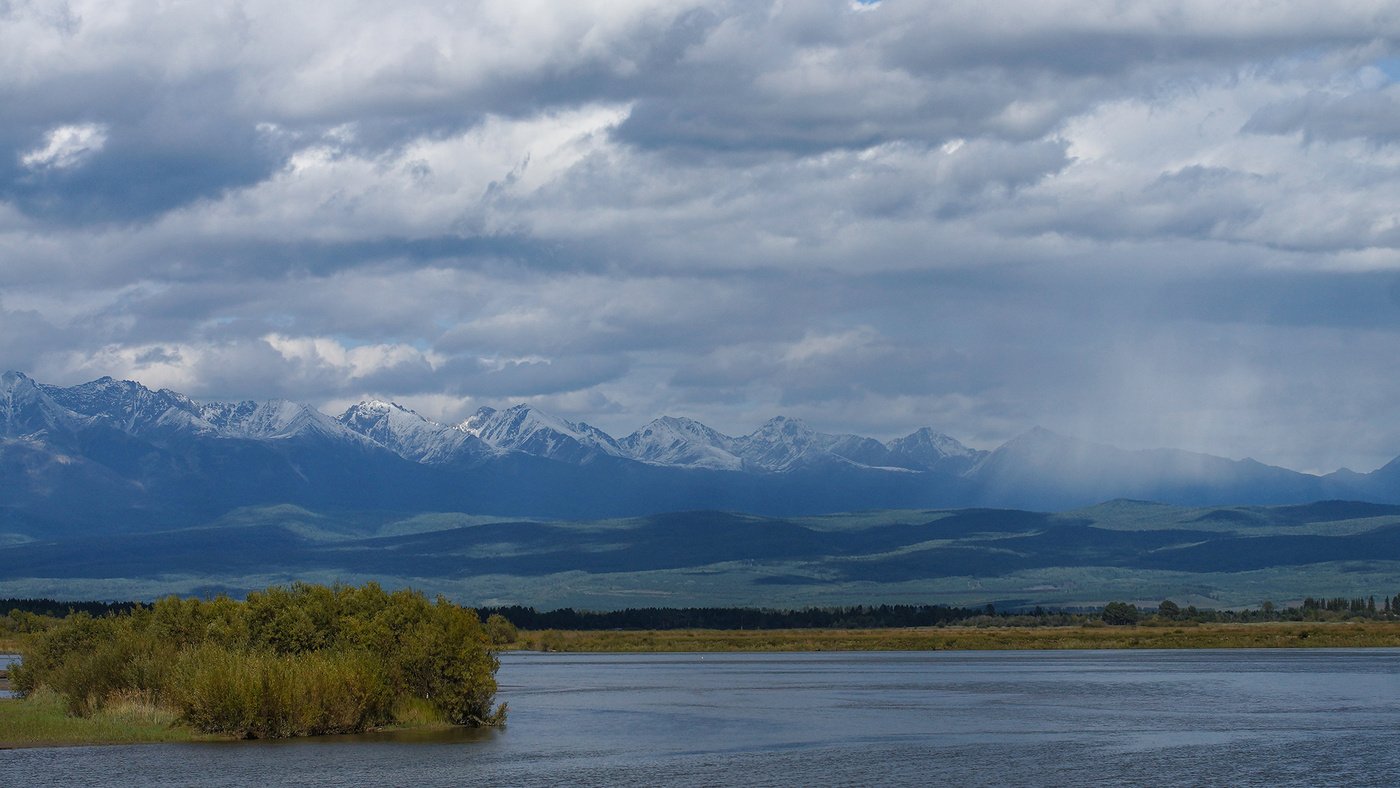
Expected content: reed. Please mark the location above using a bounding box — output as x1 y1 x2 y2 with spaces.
170 646 392 738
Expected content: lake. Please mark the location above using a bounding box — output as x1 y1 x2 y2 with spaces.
5 648 1400 785
0 654 15 699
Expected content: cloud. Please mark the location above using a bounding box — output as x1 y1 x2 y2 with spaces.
1244 86 1400 144
19 123 108 171
5 1 1400 472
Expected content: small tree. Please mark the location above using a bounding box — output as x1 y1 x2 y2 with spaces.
484 613 518 648
1102 602 1139 626
1157 600 1181 620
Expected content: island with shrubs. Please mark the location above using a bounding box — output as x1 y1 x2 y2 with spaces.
10 588 1400 748
2 582 505 747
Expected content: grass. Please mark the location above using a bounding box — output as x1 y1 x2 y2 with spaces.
0 689 462 749
0 634 34 653
0 688 224 749
380 696 455 731
512 621 1400 653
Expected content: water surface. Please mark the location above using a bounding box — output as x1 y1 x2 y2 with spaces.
4 649 1400 786
0 653 16 699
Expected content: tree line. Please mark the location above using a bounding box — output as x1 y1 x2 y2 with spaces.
12 592 1400 646
1100 596 1400 625
476 603 1005 631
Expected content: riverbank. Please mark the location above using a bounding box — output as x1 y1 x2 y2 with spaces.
512 620 1400 652
9 621 1400 749
0 688 222 749
0 689 464 749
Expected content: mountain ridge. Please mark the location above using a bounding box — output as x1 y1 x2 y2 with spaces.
1 371 1393 529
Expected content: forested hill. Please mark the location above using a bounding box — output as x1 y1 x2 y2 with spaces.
5 500 1400 610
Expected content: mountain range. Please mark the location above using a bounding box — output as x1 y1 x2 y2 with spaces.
5 370 1400 537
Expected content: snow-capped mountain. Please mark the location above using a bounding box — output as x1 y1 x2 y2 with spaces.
886 427 984 473
336 400 486 464
2 370 1392 531
459 404 625 464
730 416 830 471
2 371 85 440
621 416 745 471
727 416 951 472
41 376 213 438
617 415 983 473
457 406 497 436
31 373 375 450
6 370 988 477
197 399 369 445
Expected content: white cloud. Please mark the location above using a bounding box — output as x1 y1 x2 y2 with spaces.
19 123 108 170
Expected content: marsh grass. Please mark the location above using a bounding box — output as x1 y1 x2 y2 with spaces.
515 621 1400 653
0 634 32 653
386 696 451 729
0 687 217 748
171 646 393 738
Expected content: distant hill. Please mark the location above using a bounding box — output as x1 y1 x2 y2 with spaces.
4 500 1400 610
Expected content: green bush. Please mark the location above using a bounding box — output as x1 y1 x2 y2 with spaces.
485 613 518 647
15 583 503 737
171 646 392 738
1102 602 1140 626
423 601 502 725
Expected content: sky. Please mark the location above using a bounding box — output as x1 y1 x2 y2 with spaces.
4 1 1400 473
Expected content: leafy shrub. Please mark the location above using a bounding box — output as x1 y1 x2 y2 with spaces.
171 646 392 737
1102 602 1140 626
485 614 518 647
15 583 504 737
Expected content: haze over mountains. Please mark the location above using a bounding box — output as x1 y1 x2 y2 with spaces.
5 370 1400 536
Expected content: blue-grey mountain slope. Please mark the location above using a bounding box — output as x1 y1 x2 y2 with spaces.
7 500 1400 610
965 426 1340 509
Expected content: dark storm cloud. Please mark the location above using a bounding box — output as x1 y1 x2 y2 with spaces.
1147 269 1400 330
1 95 289 225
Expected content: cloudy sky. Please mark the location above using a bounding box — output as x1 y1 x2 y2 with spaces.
4 1 1400 472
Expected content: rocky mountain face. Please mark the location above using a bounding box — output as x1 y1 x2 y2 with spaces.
1 371 1392 535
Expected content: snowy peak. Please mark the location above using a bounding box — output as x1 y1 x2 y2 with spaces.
26 374 375 448
622 415 972 473
5 370 991 477
733 416 925 472
337 400 484 463
813 433 898 468
41 375 210 437
456 406 497 436
1 371 1370 514
1 370 83 439
886 427 983 472
199 399 358 443
463 404 625 463
337 399 419 436
621 416 743 471
734 416 826 471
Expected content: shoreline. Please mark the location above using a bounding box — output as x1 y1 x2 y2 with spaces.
509 620 1400 653
9 622 1400 749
